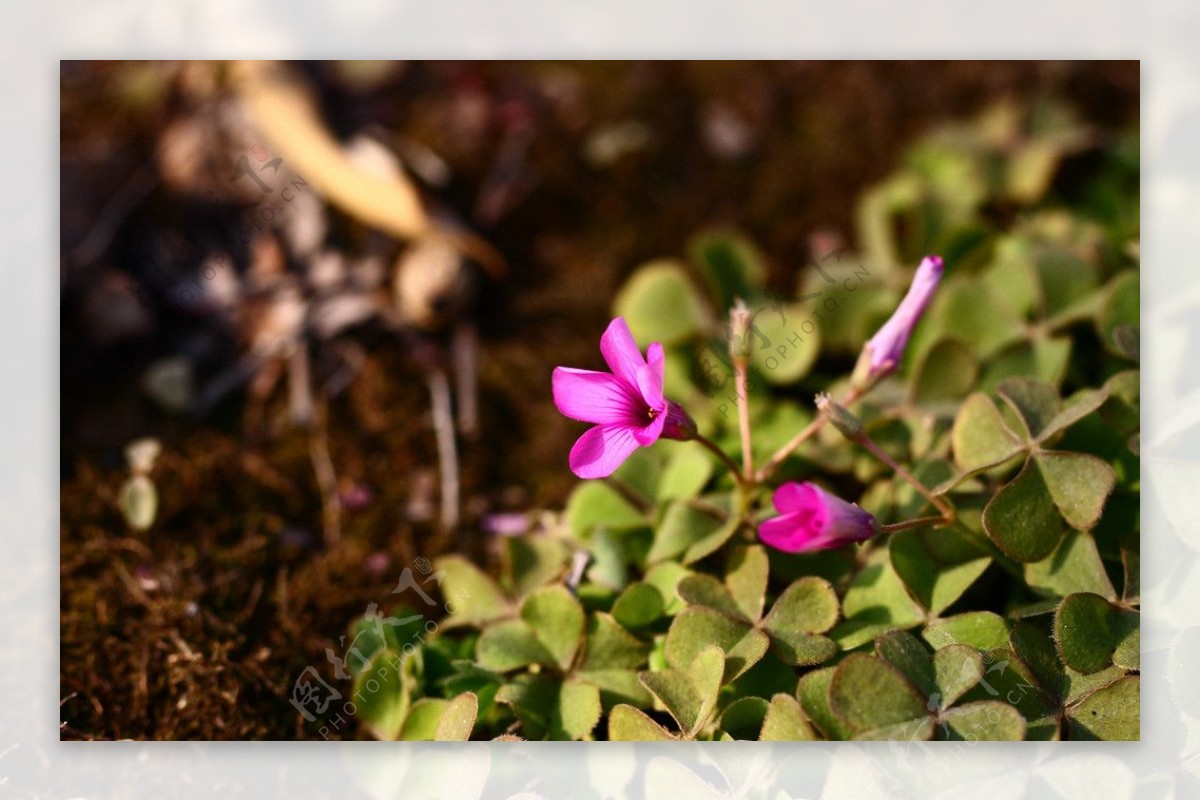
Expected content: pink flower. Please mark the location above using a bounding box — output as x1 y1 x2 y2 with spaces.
553 317 696 479
758 481 879 553
853 255 944 389
481 512 531 537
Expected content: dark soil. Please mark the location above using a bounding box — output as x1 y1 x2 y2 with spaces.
59 60 1138 739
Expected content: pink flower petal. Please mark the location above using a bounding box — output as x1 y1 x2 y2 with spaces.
758 512 831 553
632 411 666 446
569 424 643 479
636 341 665 410
552 367 643 426
554 317 689 476
481 512 531 536
600 317 646 390
773 481 819 514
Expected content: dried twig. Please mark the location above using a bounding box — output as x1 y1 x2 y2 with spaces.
308 400 341 545
230 60 506 279
453 321 480 438
427 368 460 533
67 167 157 268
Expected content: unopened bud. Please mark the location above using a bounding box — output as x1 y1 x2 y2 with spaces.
729 298 753 360
849 346 881 393
852 255 944 391
815 393 863 440
662 401 698 441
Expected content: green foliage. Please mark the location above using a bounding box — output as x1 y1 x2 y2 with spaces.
613 260 708 346
832 548 925 649
1054 592 1139 673
673 548 839 677
118 475 158 531
339 98 1138 742
829 653 933 740
759 693 817 741
118 438 160 531
689 229 768 311
435 556 513 629
1066 676 1139 740
638 644 725 738
354 649 411 740
889 525 992 615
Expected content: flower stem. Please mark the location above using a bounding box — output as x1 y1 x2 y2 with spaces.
602 476 653 514
696 433 753 524
880 515 948 534
852 433 956 522
757 386 863 482
757 416 822 481
696 434 745 487
733 355 754 479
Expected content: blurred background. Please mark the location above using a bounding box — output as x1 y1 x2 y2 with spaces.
59 60 1138 740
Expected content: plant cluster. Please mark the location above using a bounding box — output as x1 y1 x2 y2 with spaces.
340 99 1139 741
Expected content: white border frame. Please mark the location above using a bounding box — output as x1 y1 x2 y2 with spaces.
8 1 1192 796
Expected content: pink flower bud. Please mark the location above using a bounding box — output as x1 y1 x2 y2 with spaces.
758 481 880 553
853 255 944 390
661 401 698 441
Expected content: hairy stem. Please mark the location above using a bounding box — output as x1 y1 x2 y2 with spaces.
733 355 754 480
854 434 956 522
696 434 745 487
879 515 948 534
603 475 653 514
757 386 863 482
